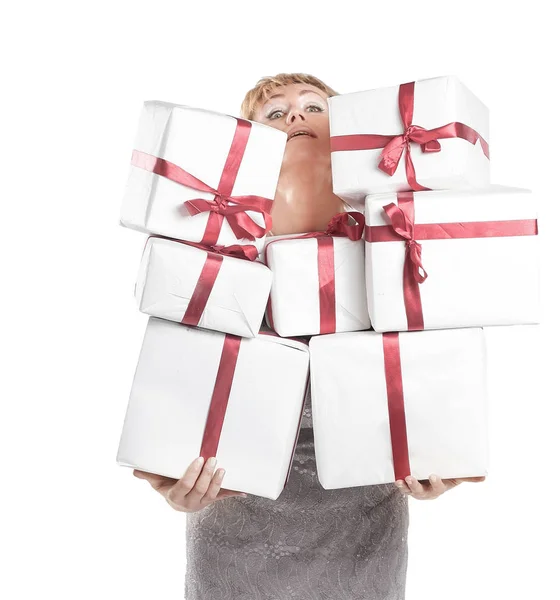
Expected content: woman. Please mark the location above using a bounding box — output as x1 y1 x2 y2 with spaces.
133 73 486 600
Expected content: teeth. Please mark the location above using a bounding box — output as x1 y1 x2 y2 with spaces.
291 131 310 138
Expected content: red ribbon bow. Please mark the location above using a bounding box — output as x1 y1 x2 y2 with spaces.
206 243 259 261
380 123 442 175
147 235 258 262
131 149 273 243
330 81 490 191
382 202 427 283
324 211 366 240
183 188 273 242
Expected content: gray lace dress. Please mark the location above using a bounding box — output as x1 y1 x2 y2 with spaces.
184 383 409 600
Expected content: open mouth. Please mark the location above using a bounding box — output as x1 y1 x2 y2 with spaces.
287 129 317 141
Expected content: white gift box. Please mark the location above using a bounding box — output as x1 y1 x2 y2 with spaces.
329 75 490 207
310 328 489 489
116 317 309 500
135 237 272 337
263 233 370 337
365 185 540 332
120 101 286 250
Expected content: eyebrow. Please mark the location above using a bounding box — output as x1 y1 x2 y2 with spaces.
266 89 323 101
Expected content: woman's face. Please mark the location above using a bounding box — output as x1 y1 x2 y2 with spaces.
253 83 331 166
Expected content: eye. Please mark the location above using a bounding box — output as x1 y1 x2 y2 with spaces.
306 104 324 112
267 109 284 120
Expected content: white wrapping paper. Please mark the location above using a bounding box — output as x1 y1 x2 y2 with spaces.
329 75 490 207
116 318 309 500
263 234 370 337
135 237 272 337
310 328 488 489
365 185 540 332
120 101 286 250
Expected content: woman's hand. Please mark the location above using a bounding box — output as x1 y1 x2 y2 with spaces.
133 456 247 513
395 474 486 500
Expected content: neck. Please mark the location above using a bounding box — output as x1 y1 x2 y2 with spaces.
270 161 345 236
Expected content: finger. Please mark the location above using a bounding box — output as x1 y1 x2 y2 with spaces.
174 456 217 503
459 476 486 483
204 468 227 501
193 457 219 495
168 457 206 502
395 479 411 495
406 476 428 497
204 470 249 502
428 474 446 496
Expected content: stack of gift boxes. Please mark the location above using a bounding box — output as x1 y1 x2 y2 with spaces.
116 76 540 500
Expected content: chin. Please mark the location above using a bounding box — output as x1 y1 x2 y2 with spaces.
284 147 329 167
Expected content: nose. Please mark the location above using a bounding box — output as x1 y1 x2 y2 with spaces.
286 107 306 125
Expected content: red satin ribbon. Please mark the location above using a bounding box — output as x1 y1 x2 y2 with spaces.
264 212 365 334
131 118 274 245
199 334 242 460
199 333 309 493
175 240 259 261
365 195 538 330
181 253 224 326
181 242 258 327
382 332 411 481
330 81 490 191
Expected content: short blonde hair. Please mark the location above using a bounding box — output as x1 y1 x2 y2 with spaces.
240 72 338 120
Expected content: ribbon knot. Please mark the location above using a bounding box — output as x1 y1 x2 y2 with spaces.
209 243 258 261
147 235 258 262
325 211 365 240
403 125 442 153
209 194 229 212
383 202 428 283
403 125 415 144
183 192 273 242
405 239 427 283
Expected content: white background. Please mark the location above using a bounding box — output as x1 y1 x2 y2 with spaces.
2 1 558 598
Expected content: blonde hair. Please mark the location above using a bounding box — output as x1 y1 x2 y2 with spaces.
240 72 338 120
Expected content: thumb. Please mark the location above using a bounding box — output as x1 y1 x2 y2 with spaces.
133 470 176 491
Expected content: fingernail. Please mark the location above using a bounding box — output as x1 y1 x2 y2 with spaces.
208 457 217 467
406 476 412 485
195 457 204 466
429 475 437 483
